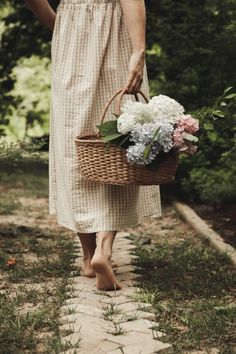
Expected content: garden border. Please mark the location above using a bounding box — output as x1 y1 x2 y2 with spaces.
173 200 236 267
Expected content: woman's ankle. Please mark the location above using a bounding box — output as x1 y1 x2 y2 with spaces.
96 230 117 259
83 251 94 261
94 244 112 261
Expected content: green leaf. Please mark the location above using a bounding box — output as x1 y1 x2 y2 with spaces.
153 127 161 141
117 134 130 148
207 130 218 142
212 110 224 117
182 132 198 142
203 122 214 130
105 134 131 148
96 120 119 136
112 112 120 119
223 86 233 94
224 93 236 100
144 144 152 159
101 133 123 142
143 127 161 160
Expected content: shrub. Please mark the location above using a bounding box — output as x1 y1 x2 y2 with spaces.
175 87 236 205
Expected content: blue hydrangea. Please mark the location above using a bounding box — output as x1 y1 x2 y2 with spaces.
130 122 159 145
126 143 157 165
156 123 174 153
125 121 174 166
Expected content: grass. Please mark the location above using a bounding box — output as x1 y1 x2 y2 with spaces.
107 322 125 336
1 296 58 351
130 233 236 353
102 301 122 320
1 146 235 353
0 226 78 283
0 170 49 200
118 312 139 323
0 232 77 353
0 154 79 353
0 192 21 215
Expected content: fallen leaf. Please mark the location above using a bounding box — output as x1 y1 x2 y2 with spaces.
6 257 17 268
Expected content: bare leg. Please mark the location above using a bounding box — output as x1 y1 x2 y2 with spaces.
77 232 96 278
91 230 122 290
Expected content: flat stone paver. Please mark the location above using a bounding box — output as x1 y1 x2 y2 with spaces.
59 231 173 353
110 310 157 323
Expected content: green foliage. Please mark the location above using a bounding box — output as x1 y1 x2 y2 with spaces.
146 0 236 109
175 87 236 205
96 118 131 148
1 55 51 139
0 140 49 170
133 238 235 352
0 0 59 131
96 119 123 142
181 167 236 205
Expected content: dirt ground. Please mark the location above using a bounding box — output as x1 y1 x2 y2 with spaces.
190 203 236 248
0 166 235 353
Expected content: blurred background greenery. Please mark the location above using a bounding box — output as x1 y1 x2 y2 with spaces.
0 0 236 205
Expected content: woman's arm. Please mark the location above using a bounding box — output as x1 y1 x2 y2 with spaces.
24 0 56 31
119 0 146 93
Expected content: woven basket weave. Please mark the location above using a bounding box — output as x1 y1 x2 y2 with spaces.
74 88 179 185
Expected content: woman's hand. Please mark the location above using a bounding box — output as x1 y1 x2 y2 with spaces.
124 49 145 93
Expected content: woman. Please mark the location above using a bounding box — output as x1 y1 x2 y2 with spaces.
25 0 162 291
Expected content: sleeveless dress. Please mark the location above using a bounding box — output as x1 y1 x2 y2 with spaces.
49 0 162 233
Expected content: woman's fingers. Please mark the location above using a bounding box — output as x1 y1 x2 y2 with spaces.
132 75 143 92
126 70 136 91
125 71 143 93
125 71 135 92
125 78 143 93
124 51 145 93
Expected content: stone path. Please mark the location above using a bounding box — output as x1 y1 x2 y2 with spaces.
59 231 173 354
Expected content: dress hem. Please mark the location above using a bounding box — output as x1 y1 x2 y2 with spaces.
49 210 162 233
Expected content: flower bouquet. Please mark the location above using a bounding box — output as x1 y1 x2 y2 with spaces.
96 93 199 168
74 89 199 185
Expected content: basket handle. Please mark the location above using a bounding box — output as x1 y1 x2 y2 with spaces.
99 87 149 125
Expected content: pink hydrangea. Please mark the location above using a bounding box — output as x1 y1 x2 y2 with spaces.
179 144 198 155
173 126 198 155
176 114 199 133
173 127 185 148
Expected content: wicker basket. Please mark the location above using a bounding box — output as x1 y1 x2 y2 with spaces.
74 88 179 185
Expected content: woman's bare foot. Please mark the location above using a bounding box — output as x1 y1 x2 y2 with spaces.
81 256 96 278
77 232 97 278
81 255 117 278
91 249 121 291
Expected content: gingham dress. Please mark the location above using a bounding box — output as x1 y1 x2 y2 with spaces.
49 0 162 233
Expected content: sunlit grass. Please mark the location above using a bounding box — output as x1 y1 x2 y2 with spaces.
131 234 236 353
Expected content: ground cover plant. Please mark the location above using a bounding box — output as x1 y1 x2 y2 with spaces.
0 154 79 353
126 204 236 353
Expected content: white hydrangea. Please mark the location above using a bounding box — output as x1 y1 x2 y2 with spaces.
121 100 154 124
117 100 156 135
148 94 185 124
117 113 137 134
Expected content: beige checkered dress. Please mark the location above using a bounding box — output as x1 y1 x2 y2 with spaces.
49 0 162 233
